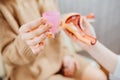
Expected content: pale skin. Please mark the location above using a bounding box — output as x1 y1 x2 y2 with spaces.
19 18 52 54
62 56 78 77
66 17 119 74
19 17 107 80
0 0 109 79
19 17 76 76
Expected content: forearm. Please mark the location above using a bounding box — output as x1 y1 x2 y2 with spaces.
84 41 118 73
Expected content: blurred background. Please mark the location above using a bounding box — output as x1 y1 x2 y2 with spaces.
57 0 120 54
0 0 120 79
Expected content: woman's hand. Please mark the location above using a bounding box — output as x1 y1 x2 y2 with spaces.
64 17 96 47
19 18 52 54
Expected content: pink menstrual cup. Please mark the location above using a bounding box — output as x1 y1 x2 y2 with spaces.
43 11 60 34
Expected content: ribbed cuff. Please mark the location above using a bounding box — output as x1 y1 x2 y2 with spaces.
14 35 37 64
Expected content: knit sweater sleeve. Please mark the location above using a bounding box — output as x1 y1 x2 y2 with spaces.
109 56 120 80
0 12 37 66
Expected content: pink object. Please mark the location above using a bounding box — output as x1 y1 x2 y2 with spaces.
43 11 60 34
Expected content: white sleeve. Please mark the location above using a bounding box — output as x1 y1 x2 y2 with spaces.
109 56 120 80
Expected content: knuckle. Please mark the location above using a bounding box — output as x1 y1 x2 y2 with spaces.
20 35 26 40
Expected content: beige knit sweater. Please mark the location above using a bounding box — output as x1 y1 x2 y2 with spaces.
0 0 89 80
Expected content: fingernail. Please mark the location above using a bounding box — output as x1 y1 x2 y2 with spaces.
41 18 47 24
47 23 53 28
39 42 44 46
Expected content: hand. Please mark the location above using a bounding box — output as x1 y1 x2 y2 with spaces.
64 17 96 47
19 18 52 54
62 56 78 77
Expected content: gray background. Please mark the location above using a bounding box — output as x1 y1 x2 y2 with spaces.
57 0 120 54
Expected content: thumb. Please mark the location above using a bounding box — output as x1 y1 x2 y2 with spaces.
83 17 96 38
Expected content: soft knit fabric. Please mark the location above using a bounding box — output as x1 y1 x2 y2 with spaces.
0 0 90 80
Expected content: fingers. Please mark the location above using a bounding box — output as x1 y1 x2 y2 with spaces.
25 31 50 54
63 62 75 77
21 24 52 40
26 33 47 46
19 18 53 54
83 17 96 37
19 18 46 33
30 43 44 54
62 56 77 77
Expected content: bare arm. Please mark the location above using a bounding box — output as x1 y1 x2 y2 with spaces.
62 15 119 74
84 41 119 73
